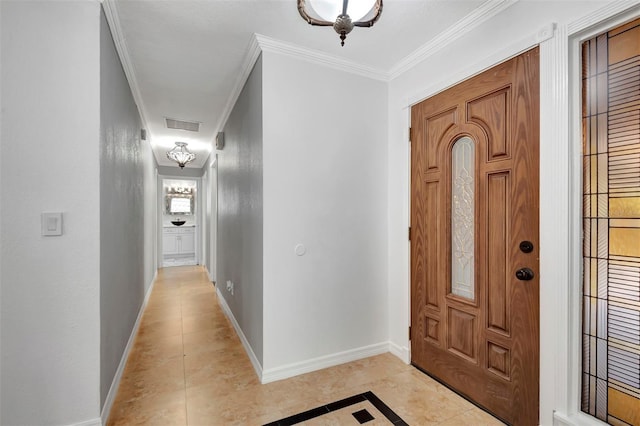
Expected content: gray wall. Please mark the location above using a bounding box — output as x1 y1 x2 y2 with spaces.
218 56 263 364
0 1 102 424
99 8 147 407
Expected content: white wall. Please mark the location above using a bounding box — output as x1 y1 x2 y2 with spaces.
261 51 388 372
218 56 264 364
385 1 623 424
0 1 101 424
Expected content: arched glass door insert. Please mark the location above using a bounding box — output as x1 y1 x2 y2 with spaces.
451 136 475 300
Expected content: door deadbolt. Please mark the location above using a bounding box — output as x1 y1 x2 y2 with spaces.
519 241 534 253
515 267 535 281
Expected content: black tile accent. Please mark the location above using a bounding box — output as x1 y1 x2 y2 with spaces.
364 391 409 425
263 406 329 426
326 393 366 412
263 391 409 426
352 408 375 423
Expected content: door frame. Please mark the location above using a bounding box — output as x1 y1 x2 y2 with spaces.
401 2 640 425
210 157 218 283
157 174 202 267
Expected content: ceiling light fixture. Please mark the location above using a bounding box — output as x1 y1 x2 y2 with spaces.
297 0 383 46
167 142 196 169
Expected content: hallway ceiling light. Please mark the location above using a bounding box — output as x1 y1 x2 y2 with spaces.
166 142 196 169
297 0 383 46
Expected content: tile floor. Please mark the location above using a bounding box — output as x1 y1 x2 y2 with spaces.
107 265 504 426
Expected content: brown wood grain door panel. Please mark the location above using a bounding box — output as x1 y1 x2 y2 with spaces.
410 48 540 425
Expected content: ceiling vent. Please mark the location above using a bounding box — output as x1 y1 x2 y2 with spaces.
165 118 200 132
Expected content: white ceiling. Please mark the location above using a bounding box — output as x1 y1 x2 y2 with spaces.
105 0 506 169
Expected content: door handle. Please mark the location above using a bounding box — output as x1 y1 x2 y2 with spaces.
515 267 535 281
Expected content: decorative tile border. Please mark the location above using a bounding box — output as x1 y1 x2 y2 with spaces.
264 391 409 426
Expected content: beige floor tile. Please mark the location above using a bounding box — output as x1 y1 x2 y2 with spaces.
129 334 184 360
108 389 187 426
117 356 186 402
182 299 217 314
142 304 183 322
181 285 216 298
108 265 504 426
182 312 228 334
182 292 216 306
182 328 239 353
136 317 183 342
436 407 506 425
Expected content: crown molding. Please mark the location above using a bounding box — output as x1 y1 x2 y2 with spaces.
213 34 262 137
102 0 151 137
255 34 390 82
214 32 389 135
388 0 519 80
567 0 640 35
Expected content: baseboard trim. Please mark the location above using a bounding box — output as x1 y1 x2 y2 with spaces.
552 411 607 426
388 341 410 364
216 288 263 380
261 342 389 384
100 269 158 425
68 418 102 426
204 264 215 284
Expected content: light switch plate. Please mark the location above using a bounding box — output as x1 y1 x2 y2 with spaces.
42 212 63 236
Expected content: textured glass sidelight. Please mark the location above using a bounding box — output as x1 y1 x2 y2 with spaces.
451 136 475 300
582 19 640 425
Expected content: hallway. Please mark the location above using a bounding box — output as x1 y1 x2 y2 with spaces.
107 266 504 425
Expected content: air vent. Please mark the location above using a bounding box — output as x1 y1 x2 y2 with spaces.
165 118 200 132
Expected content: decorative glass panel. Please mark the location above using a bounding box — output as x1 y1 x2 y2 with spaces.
582 19 640 425
451 136 475 300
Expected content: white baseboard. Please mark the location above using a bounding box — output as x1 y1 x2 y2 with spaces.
204 264 215 284
216 288 263 379
553 411 607 426
100 270 158 425
261 341 389 384
213 291 406 386
68 418 101 426
388 341 410 364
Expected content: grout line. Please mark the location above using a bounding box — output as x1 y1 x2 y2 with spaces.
180 277 190 426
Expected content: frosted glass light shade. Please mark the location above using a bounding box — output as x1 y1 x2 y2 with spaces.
298 0 383 46
308 0 374 21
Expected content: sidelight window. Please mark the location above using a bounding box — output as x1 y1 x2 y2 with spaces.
581 18 640 425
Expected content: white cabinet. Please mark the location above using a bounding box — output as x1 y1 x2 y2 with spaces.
163 226 195 255
163 231 179 254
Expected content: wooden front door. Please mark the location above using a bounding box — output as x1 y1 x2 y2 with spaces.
410 47 540 425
